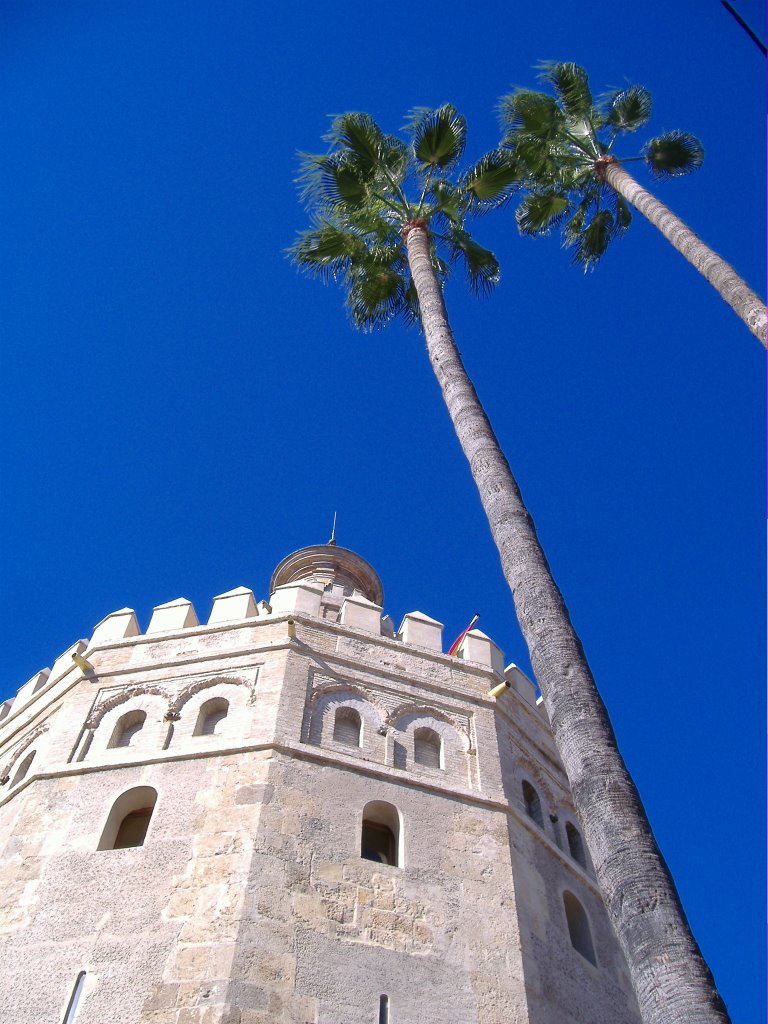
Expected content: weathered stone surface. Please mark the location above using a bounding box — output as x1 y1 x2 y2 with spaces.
0 543 639 1024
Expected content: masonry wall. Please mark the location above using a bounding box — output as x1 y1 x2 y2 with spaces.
0 590 641 1024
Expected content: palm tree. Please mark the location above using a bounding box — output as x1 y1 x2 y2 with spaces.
499 62 766 347
290 108 730 1024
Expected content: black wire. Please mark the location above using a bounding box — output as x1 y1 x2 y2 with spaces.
721 1 767 57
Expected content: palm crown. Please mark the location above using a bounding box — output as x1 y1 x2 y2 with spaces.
500 62 705 268
290 107 518 329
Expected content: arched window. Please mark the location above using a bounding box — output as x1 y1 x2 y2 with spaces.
108 710 147 749
563 891 597 965
333 707 362 747
98 786 158 851
10 750 35 788
62 971 86 1023
194 697 229 737
413 727 442 769
522 780 544 827
0 700 11 722
361 800 401 867
566 822 587 868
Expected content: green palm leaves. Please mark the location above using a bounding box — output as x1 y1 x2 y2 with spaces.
500 62 704 269
290 107 517 330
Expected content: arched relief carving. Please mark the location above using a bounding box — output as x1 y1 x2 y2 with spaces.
308 679 389 722
86 691 169 760
505 750 564 844
169 679 254 745
86 686 172 729
389 705 471 752
168 674 256 715
1 722 49 780
308 687 385 762
513 753 557 810
390 708 471 783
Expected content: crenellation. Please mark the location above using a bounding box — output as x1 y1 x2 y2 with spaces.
90 608 141 645
0 541 640 1024
208 586 259 624
397 610 443 651
338 594 383 634
457 628 505 676
147 598 200 634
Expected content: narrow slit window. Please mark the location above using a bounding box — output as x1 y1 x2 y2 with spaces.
333 707 362 747
379 994 390 1024
413 727 442 769
566 822 587 868
62 971 86 1024
563 890 597 965
522 780 544 828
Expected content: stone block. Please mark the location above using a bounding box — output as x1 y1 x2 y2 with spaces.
457 628 505 675
504 662 537 706
397 610 444 651
8 668 52 715
339 595 382 634
268 583 323 618
147 597 199 633
208 587 258 624
90 607 141 645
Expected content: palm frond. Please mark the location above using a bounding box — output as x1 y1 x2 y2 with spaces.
561 193 594 246
570 209 614 269
325 113 385 178
516 190 570 236
499 89 563 141
501 134 575 181
538 61 593 117
605 85 652 134
346 258 409 331
611 192 632 235
462 149 521 210
408 104 467 172
644 131 704 178
426 179 467 227
444 227 500 295
288 222 367 282
318 154 369 210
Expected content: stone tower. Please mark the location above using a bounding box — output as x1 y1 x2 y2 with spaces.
0 542 641 1024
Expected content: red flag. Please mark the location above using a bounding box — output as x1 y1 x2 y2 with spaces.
447 613 480 656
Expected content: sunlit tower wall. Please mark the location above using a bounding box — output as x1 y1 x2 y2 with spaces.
0 543 641 1024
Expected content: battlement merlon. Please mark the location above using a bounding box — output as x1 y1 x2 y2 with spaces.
0 542 543 737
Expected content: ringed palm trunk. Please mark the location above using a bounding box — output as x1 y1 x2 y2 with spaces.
598 157 766 347
404 219 731 1024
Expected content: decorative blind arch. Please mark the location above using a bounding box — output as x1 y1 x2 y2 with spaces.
194 697 229 736
108 710 147 749
413 727 442 769
522 780 544 827
333 706 362 747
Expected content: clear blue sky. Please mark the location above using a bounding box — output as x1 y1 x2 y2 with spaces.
1 2 764 1018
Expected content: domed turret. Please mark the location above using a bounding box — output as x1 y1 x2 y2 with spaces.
270 543 384 606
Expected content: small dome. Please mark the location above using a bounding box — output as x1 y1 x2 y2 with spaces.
270 544 383 605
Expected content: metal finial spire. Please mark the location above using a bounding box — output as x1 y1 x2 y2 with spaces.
328 511 337 546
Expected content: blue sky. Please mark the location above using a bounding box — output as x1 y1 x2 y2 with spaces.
1 2 764 1018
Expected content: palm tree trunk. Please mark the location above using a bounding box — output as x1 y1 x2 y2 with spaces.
404 219 731 1024
599 158 766 348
